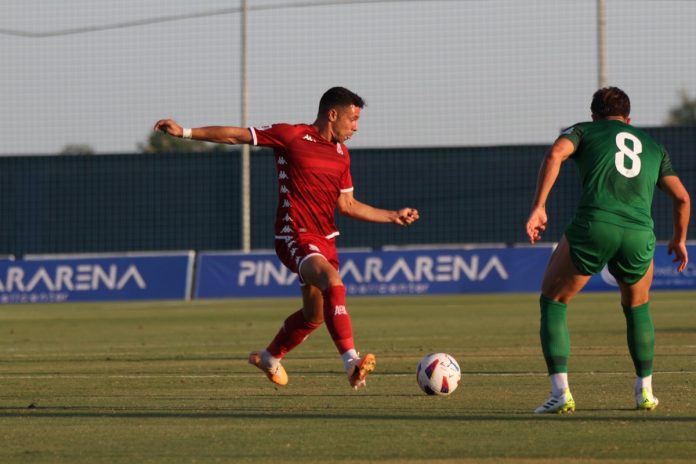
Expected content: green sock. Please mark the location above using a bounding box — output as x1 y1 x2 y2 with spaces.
623 302 654 377
539 295 570 375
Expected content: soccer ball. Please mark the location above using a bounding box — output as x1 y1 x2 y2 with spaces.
416 352 461 396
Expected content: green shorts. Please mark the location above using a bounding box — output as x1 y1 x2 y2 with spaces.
564 218 656 285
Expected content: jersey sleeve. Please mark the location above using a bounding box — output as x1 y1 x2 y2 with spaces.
658 146 678 179
250 123 294 148
340 146 354 192
558 123 584 149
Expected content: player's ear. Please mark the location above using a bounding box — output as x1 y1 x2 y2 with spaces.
327 108 338 122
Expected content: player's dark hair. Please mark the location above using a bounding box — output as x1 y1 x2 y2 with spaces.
591 87 630 118
318 87 366 115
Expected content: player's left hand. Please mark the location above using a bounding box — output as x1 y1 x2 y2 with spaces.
395 208 419 226
667 239 689 272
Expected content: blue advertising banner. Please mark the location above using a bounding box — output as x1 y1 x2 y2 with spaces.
196 244 696 299
0 252 194 304
195 246 556 298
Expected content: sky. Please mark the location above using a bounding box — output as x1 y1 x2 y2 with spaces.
1 0 695 155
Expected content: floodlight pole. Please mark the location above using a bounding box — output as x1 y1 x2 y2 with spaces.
597 0 608 88
240 0 251 252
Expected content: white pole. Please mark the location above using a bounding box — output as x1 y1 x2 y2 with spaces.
241 0 251 252
597 0 607 88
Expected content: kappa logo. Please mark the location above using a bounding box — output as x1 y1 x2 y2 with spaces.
302 134 316 143
308 244 320 252
336 143 344 155
277 156 287 165
334 305 348 316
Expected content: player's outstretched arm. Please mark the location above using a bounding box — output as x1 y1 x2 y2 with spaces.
337 191 419 226
526 137 575 244
659 175 691 272
153 119 252 145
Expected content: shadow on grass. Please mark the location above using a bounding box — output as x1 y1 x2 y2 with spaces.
1 406 694 422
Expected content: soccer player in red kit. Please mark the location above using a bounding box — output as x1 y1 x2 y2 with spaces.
154 87 419 389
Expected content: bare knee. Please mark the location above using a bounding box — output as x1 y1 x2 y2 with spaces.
541 276 578 304
540 237 589 305
303 307 324 325
302 286 325 324
541 290 574 305
618 265 653 308
312 269 343 291
299 256 342 291
620 293 650 308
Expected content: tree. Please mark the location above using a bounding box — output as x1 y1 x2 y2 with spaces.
60 144 95 155
139 130 231 154
666 90 696 126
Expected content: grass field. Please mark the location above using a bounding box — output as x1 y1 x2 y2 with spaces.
0 292 695 463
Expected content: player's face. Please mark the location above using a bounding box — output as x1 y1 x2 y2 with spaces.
333 105 361 143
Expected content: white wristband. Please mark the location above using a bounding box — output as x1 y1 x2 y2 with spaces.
182 128 192 139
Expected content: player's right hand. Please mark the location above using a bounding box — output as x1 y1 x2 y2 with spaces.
153 119 183 137
525 207 547 244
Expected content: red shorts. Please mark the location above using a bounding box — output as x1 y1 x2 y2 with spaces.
275 233 339 285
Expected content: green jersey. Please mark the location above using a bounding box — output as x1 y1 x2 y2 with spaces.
560 119 676 230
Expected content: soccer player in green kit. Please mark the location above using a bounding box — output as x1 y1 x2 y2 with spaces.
526 87 690 413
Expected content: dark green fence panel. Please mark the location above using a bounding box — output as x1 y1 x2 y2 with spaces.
334 145 576 248
1 153 241 256
1 127 693 255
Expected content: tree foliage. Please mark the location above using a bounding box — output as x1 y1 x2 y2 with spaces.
666 90 696 126
60 144 95 155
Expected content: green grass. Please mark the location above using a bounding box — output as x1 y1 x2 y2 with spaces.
1 292 695 463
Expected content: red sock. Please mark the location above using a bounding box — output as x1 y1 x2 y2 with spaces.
322 285 355 354
266 309 321 358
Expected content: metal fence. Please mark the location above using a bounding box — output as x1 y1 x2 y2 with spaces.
2 126 693 256
1 1 694 254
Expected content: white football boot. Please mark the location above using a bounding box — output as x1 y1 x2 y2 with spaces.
534 388 576 414
635 387 659 411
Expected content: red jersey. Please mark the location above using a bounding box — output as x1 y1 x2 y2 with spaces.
250 123 353 239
